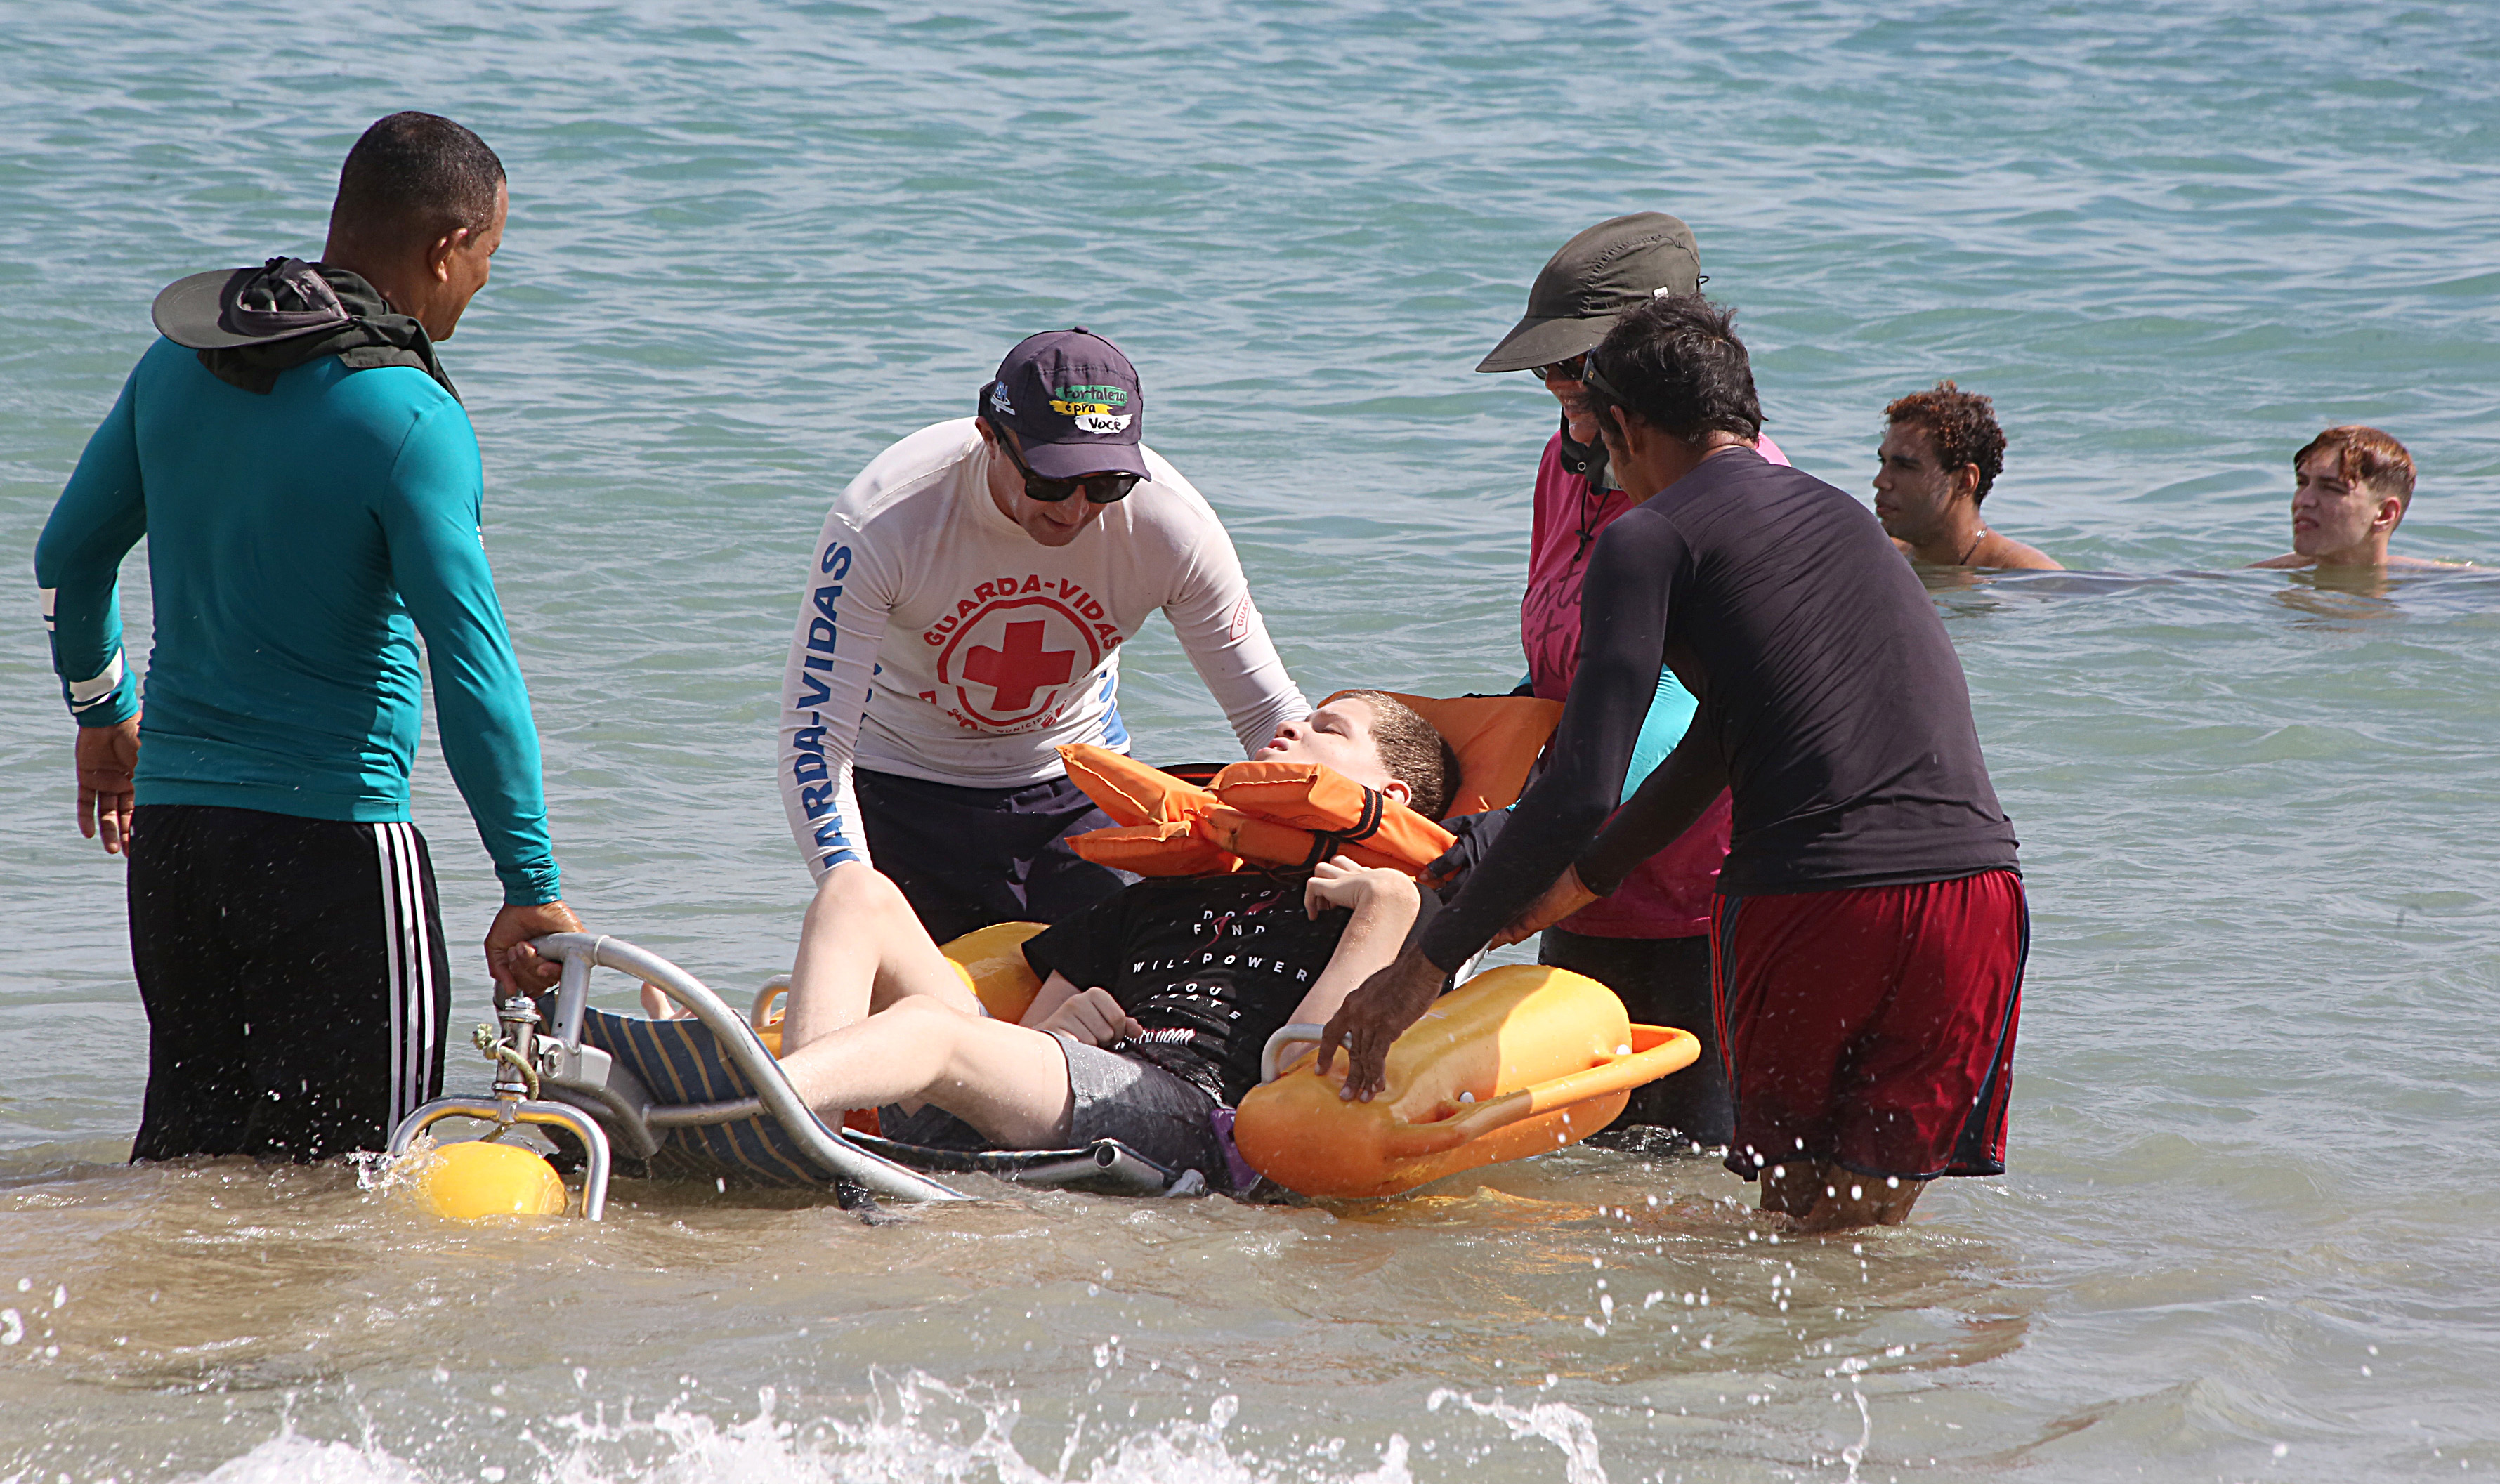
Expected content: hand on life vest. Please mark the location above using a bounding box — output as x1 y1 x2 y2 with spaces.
1423 807 1510 888
1491 865 1600 948
1304 854 1415 919
1040 985 1142 1049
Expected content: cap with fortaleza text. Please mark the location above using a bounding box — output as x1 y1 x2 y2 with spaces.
1476 212 1702 374
982 327 1150 480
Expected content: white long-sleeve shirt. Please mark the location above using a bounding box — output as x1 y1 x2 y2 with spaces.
778 418 1309 879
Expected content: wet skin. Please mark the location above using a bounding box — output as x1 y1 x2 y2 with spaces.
1872 422 2060 571
2247 448 2455 570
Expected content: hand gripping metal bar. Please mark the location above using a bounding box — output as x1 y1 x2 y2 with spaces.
530 933 967 1203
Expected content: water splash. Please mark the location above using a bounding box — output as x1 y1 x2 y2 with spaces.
1839 1387 1871 1484
1425 1389 1606 1484
168 1375 1418 1484
351 1133 436 1198
189 1424 427 1483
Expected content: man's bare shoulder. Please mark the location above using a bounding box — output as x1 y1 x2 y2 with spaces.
2386 553 2479 570
2246 552 2311 570
1975 533 2062 571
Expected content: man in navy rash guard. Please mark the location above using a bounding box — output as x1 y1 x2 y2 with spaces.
35 113 581 1162
1321 294 2027 1232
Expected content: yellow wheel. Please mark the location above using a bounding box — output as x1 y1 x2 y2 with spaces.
417 1139 568 1220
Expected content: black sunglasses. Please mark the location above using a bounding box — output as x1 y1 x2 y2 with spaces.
1530 354 1588 383
979 389 1142 504
997 433 1141 504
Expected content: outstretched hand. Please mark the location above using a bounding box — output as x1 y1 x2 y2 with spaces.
74 718 140 855
1316 943 1445 1101
1490 864 1599 947
486 900 584 1001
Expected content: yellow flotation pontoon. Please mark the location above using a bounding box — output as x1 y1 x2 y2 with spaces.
413 1138 570 1219
1236 965 1699 1199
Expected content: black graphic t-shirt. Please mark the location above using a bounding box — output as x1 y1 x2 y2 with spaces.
1020 870 1350 1106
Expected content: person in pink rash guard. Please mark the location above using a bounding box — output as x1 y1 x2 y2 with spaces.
1458 213 1788 1147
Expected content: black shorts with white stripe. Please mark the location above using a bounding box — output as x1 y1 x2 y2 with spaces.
126 803 452 1162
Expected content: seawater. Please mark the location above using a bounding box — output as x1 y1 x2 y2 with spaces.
3 2 2497 1479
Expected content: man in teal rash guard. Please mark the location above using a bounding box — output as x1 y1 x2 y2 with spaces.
34 112 582 1162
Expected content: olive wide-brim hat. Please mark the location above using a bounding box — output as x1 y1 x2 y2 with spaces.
152 258 352 350
1476 212 1702 374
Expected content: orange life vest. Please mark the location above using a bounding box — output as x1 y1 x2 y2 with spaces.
1059 745 1455 876
1056 692 1565 879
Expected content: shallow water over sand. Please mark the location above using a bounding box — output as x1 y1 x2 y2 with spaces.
4 1 2499 1479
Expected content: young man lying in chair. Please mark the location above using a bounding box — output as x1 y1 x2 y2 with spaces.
655 692 1458 1195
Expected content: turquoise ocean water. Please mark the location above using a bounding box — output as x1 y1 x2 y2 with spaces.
3 2 2497 1478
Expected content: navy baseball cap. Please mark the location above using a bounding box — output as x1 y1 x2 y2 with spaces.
981 328 1150 480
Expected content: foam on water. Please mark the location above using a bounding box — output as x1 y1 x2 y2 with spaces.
1425 1392 1604 1484
174 1380 1425 1484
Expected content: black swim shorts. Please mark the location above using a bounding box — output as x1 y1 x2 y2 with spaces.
853 769 1135 943
126 803 452 1162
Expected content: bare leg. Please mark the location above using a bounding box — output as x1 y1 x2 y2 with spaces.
1759 1160 1823 1219
1769 1161 1925 1232
775 995 1076 1148
783 862 982 1051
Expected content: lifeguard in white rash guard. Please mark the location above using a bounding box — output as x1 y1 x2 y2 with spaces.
778 329 1309 940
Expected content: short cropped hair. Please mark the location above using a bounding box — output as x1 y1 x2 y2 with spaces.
331 112 505 245
1885 381 2008 504
1581 294 1762 445
2296 425 2415 507
1341 691 1461 821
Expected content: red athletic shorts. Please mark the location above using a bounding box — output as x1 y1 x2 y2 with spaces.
1710 869 2027 1183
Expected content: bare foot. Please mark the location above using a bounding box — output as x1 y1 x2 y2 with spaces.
1762 1160 1925 1231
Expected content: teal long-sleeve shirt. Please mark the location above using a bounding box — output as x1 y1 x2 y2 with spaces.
35 337 561 905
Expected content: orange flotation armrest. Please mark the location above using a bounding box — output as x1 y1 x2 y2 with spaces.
1233 964 1701 1200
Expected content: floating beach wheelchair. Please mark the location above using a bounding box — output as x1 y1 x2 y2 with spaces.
391 692 1698 1219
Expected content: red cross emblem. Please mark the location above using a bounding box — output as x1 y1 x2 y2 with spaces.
961 618 1078 713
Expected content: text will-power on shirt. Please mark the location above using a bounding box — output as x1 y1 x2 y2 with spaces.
778 419 1309 879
